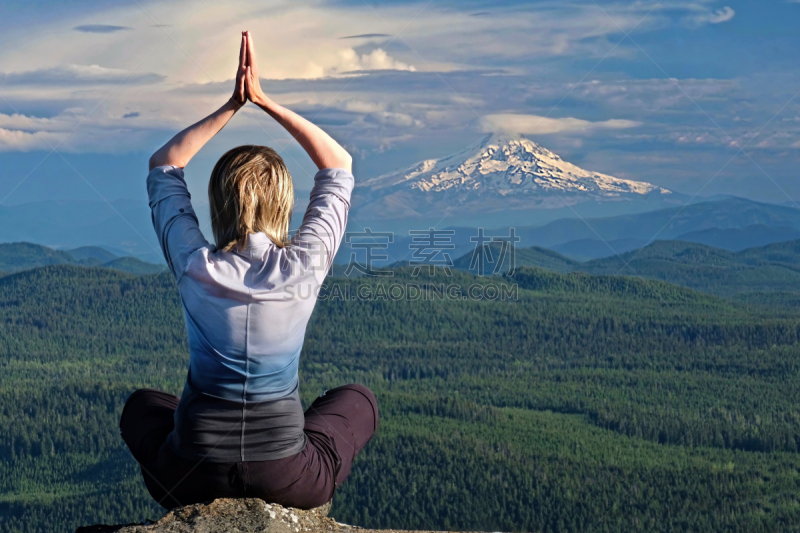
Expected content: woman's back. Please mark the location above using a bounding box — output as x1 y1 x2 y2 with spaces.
182 233 321 402
147 164 354 462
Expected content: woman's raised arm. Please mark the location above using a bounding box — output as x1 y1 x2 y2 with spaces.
243 31 352 172
148 34 249 171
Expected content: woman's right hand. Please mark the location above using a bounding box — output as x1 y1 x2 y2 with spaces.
244 31 267 106
231 32 247 107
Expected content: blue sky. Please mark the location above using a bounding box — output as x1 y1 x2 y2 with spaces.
1 0 799 209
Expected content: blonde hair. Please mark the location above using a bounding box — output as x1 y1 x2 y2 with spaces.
208 145 294 251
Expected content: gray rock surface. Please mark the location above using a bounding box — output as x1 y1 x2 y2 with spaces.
76 498 462 533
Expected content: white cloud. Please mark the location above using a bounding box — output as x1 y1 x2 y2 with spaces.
0 64 164 86
748 132 800 150
0 113 63 130
0 128 66 152
73 24 131 34
708 7 736 23
568 78 738 112
0 110 90 152
481 113 641 135
0 1 428 85
0 109 160 153
365 111 422 128
684 6 735 26
0 0 685 88
342 100 386 114
304 48 416 78
338 48 415 73
0 0 757 156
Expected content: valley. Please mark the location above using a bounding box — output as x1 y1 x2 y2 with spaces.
2 262 800 532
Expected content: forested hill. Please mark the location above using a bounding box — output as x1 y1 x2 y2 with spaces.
3 264 800 532
0 242 164 275
452 242 579 274
456 238 800 298
4 237 800 298
578 239 800 296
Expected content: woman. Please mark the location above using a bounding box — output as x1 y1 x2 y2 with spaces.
119 31 378 510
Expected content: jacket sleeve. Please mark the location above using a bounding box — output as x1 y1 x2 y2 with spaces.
146 165 210 281
288 167 354 283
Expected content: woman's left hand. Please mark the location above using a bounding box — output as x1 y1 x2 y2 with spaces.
231 32 247 107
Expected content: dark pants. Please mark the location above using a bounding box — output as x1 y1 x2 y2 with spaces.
119 384 379 510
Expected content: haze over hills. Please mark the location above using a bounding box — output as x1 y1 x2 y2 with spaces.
3 223 800 300
450 238 800 299
350 133 684 228
576 239 800 297
2 236 796 302
552 225 800 261
4 237 798 301
335 196 800 268
3 135 800 269
451 241 579 274
0 198 310 264
674 225 800 253
0 199 164 263
0 242 164 275
550 237 648 261
512 196 800 249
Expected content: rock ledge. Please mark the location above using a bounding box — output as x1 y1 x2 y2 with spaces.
76 498 458 533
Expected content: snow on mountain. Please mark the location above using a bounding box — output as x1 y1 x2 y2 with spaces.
351 133 672 223
360 133 669 195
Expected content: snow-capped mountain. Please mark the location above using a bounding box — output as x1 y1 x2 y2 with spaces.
350 133 677 226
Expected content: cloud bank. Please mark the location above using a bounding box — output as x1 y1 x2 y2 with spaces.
0 65 164 86
73 24 131 33
0 0 792 168
481 114 641 135
340 33 391 39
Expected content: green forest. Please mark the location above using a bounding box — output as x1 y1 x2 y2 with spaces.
2 262 800 532
457 238 800 298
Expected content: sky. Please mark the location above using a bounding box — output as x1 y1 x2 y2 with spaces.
1 0 799 210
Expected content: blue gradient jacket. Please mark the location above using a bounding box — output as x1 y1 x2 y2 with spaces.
147 165 353 403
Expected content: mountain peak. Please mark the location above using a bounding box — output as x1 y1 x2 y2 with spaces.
360 134 670 198
352 134 674 224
